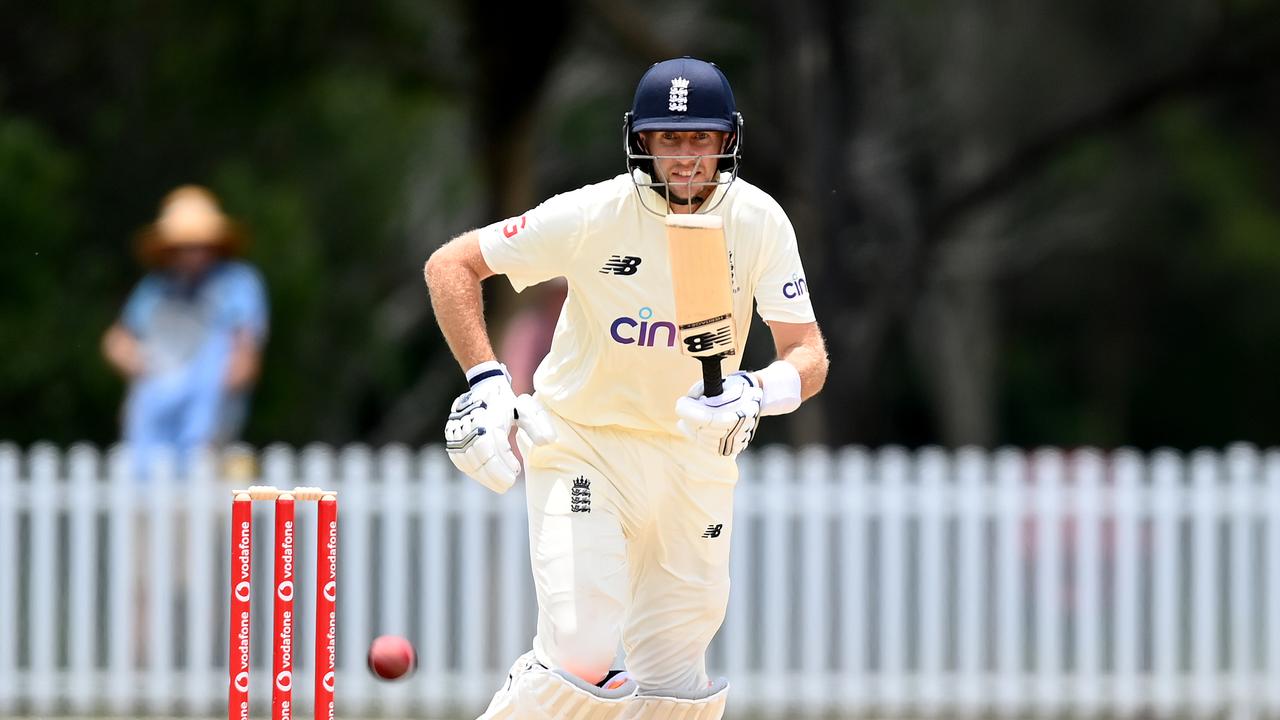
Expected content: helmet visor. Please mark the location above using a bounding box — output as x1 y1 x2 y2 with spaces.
631 116 735 133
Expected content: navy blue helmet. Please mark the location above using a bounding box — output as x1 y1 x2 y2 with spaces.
623 57 744 211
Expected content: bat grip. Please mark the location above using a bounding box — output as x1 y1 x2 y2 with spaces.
701 356 724 398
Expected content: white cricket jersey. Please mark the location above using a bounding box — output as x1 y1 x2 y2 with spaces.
478 173 816 436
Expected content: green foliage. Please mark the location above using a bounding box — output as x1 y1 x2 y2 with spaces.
997 97 1280 449
0 1 1277 448
0 117 121 442
0 2 467 444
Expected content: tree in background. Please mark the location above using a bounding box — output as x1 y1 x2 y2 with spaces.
0 0 1277 449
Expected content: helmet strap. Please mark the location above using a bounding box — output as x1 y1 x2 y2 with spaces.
665 192 703 207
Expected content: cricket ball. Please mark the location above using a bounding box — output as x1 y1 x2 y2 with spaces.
367 635 417 681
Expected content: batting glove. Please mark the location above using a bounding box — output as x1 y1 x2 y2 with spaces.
674 371 764 457
445 361 556 493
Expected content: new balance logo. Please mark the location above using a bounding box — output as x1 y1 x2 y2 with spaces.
683 326 734 354
570 477 592 513
600 255 642 275
701 523 723 539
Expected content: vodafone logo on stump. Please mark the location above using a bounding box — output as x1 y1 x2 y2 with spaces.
228 489 338 717
277 611 294 673
278 520 294 587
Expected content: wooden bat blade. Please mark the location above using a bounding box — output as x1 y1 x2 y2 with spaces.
665 213 736 362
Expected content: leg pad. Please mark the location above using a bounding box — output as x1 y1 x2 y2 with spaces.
620 677 729 720
480 651 637 720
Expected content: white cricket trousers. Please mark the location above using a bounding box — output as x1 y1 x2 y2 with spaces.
517 408 737 693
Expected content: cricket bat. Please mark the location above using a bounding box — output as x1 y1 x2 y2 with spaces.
665 213 737 397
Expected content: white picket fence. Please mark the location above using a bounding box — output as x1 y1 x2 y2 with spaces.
1 442 1279 719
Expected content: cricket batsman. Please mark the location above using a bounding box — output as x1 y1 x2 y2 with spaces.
425 56 829 719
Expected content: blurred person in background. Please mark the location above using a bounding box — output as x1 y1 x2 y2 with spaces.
101 184 268 473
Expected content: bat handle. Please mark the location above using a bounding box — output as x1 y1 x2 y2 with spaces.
701 356 724 398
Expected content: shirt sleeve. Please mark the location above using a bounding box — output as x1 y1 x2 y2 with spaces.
752 207 817 324
121 276 161 336
218 263 270 342
477 192 585 293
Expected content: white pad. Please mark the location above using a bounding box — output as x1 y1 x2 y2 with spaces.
479 652 636 720
620 677 730 720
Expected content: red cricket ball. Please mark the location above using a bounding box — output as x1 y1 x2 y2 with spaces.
367 635 417 681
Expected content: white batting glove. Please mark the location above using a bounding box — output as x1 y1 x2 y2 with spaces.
513 394 556 446
674 371 764 457
445 362 556 493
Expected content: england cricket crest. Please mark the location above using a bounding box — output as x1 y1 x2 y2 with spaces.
668 76 689 112
570 476 592 513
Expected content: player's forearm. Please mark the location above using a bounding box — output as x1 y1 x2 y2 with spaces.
772 323 828 401
424 251 496 371
780 340 829 400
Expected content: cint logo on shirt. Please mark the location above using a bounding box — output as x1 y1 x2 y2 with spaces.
610 306 676 348
599 255 642 276
783 273 808 299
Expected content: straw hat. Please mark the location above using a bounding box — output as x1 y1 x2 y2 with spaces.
136 185 245 267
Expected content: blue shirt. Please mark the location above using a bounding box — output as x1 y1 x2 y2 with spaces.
120 260 268 460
